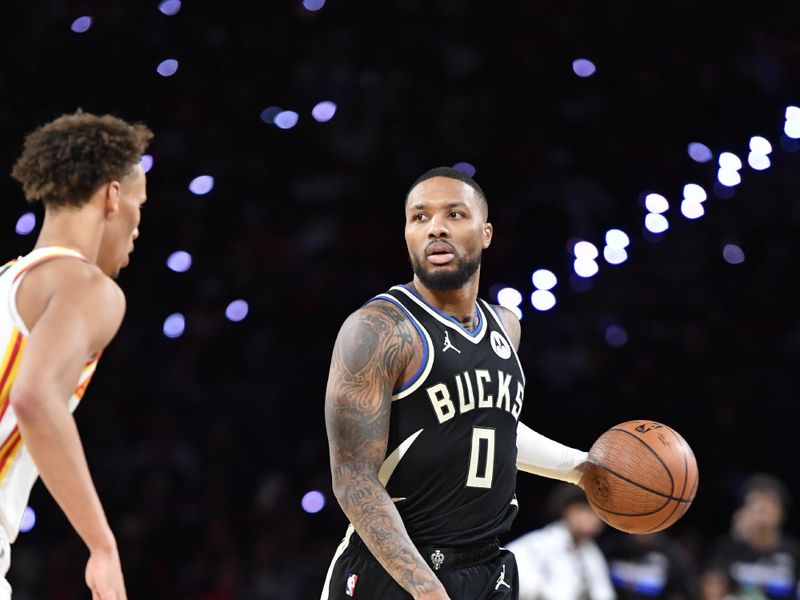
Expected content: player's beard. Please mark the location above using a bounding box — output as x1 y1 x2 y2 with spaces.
410 250 481 291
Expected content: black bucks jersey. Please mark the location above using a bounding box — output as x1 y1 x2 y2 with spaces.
370 284 526 547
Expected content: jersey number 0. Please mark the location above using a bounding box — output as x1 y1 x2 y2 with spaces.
466 427 495 488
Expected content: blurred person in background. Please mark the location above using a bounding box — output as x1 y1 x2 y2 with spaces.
704 474 800 600
600 530 697 600
506 483 615 600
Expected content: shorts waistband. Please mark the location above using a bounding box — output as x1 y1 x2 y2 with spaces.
349 532 500 572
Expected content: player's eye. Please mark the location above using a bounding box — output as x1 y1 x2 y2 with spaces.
412 213 426 222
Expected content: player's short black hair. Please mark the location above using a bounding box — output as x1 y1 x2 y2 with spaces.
739 473 791 512
405 166 488 218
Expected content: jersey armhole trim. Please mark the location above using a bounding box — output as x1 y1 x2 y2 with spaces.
366 294 434 399
9 250 89 337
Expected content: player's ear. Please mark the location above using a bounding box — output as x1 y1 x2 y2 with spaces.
104 181 121 220
482 222 493 249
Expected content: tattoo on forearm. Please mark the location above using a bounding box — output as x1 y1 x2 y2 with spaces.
326 302 442 595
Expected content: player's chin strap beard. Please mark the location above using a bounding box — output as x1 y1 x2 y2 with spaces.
409 252 481 295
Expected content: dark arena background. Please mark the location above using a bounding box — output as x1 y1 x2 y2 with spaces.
2 2 800 598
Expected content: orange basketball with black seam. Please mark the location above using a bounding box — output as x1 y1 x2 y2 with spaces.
582 420 698 534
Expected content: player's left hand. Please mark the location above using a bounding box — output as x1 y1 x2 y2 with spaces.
85 546 127 600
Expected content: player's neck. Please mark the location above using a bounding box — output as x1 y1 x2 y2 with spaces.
411 271 480 329
34 206 103 264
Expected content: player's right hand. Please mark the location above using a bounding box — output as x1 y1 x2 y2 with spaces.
85 546 127 600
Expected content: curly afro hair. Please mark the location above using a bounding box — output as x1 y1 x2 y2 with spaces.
11 110 153 209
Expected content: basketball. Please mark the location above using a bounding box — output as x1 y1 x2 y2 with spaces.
582 420 698 534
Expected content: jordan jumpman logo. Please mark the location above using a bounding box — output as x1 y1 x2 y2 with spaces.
442 330 461 354
495 564 511 590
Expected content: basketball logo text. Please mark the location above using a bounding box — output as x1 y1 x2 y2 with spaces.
635 423 663 434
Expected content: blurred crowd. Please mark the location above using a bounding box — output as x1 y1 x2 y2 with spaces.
509 475 800 600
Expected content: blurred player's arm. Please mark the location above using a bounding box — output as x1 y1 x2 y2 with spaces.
326 302 451 600
495 305 588 486
10 268 127 597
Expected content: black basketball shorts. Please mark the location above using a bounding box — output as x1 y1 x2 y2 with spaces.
321 528 518 600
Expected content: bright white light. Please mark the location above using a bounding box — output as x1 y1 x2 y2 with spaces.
605 229 630 249
301 490 326 513
687 142 713 163
645 213 669 234
572 59 596 77
683 183 707 203
189 175 214 195
717 168 741 187
19 507 35 533
163 313 185 338
497 287 523 308
748 153 771 171
531 270 557 291
156 59 179 77
784 120 800 139
303 0 326 10
573 258 599 278
274 111 299 130
718 152 742 171
603 246 628 265
785 106 800 121
749 136 772 155
644 193 669 214
158 0 182 15
15 212 36 235
680 199 705 220
723 244 745 265
140 154 154 173
166 251 192 272
530 290 556 311
311 101 337 122
225 300 249 322
573 241 598 260
71 16 92 33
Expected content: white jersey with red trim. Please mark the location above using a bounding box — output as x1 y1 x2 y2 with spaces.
0 246 100 541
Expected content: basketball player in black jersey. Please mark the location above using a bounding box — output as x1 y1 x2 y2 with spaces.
322 167 590 600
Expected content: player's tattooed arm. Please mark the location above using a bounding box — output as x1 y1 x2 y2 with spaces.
494 305 521 350
326 301 450 600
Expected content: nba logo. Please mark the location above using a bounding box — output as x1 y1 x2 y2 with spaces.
345 573 358 597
